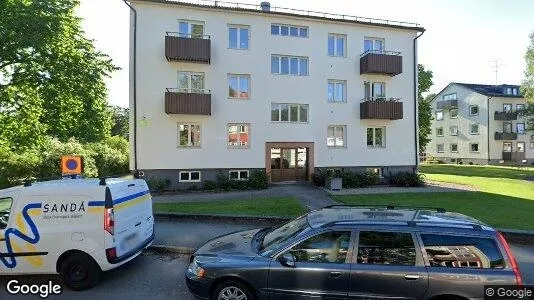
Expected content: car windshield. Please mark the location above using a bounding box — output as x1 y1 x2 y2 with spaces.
259 216 309 256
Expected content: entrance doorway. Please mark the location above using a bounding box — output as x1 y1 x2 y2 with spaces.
265 142 314 182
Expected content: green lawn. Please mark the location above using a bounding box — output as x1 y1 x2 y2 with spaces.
420 164 534 180
153 197 306 218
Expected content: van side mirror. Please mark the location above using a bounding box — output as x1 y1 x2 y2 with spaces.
278 253 296 268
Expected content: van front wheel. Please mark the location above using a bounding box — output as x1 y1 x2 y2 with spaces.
60 253 101 291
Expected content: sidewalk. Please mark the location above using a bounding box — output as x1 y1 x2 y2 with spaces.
327 180 478 195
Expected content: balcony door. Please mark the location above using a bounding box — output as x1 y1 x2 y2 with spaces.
503 142 512 161
503 122 512 133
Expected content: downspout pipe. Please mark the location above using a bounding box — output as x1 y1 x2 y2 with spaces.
487 96 492 163
122 0 138 172
413 29 425 170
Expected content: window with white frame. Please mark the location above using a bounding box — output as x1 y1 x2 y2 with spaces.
178 72 205 93
327 80 346 103
503 104 512 112
517 104 526 111
229 170 249 181
517 123 525 134
179 171 201 182
443 93 457 101
328 34 346 57
366 168 382 177
178 123 201 147
470 124 479 135
227 123 249 148
470 143 479 152
364 37 384 52
449 108 458 118
470 105 479 116
436 127 444 137
513 88 518 95
228 25 249 49
271 55 308 76
517 142 525 153
271 24 308 37
450 143 458 153
228 74 250 99
437 144 444 153
367 127 386 147
450 125 458 136
327 125 346 147
436 110 444 121
271 103 308 123
364 81 386 100
178 20 204 38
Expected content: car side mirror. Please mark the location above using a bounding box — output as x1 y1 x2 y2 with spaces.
278 253 296 268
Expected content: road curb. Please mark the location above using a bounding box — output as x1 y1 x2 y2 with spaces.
149 244 195 255
154 212 291 223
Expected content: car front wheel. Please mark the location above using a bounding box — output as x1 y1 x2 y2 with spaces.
212 280 254 300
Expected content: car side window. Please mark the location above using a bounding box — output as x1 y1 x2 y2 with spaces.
0 198 13 229
357 231 416 265
289 231 351 264
420 234 505 269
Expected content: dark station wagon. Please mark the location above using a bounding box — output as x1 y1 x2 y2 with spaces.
185 205 522 300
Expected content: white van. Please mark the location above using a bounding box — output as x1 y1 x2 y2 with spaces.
0 178 154 290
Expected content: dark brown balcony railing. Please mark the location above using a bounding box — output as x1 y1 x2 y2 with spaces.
502 151 525 161
360 97 403 120
165 32 211 63
360 50 402 76
494 111 518 121
165 88 211 115
436 99 458 109
494 132 518 140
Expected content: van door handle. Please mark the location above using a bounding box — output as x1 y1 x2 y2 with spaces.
329 271 342 278
135 221 141 227
404 275 420 280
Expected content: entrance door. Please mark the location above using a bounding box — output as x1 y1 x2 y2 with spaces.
503 142 512 161
270 148 307 182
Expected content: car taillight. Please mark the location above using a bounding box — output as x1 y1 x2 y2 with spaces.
104 208 115 235
106 247 117 260
497 231 522 287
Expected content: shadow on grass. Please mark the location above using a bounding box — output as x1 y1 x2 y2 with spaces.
420 164 534 181
332 191 534 231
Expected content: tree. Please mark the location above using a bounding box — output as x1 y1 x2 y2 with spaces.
110 106 129 139
418 64 434 152
521 32 534 130
0 0 117 149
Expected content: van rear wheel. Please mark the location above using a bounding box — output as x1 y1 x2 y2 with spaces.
60 253 101 291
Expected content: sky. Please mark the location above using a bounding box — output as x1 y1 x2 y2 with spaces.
78 0 534 107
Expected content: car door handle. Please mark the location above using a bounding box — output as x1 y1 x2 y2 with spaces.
135 221 142 227
404 275 420 280
329 271 343 278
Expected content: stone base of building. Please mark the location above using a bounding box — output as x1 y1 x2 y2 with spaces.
429 157 534 166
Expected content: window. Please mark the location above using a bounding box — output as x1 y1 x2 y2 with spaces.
0 197 13 229
436 110 443 121
271 55 308 76
328 34 346 57
449 108 458 119
443 93 457 101
179 171 201 182
357 231 416 266
517 123 525 134
289 231 351 264
327 125 346 147
436 127 444 137
228 25 249 49
503 122 512 133
327 80 346 103
437 144 444 153
364 37 384 52
229 170 249 181
178 72 205 93
470 124 479 135
178 123 201 147
178 20 204 38
366 168 382 177
228 124 249 148
421 234 504 269
506 87 512 95
364 81 386 100
470 143 479 152
517 104 525 111
271 24 308 37
503 142 512 152
513 88 518 95
228 74 250 99
271 103 308 123
450 126 458 136
531 142 534 149
367 127 385 147
503 104 512 113
451 143 458 153
517 142 525 152
469 105 479 116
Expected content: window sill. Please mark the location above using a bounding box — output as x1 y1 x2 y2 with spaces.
327 146 347 149
469 133 480 135
179 180 202 183
228 97 250 100
327 100 347 104
470 114 479 117
367 146 386 149
271 121 309 124
228 47 250 50
178 146 201 149
228 146 250 149
436 135 444 137
450 117 459 119
327 55 347 58
271 73 309 77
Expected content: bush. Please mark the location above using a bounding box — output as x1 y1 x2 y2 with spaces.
146 178 171 193
341 171 380 188
388 172 425 187
202 180 218 190
248 170 268 189
37 137 98 179
312 170 326 187
0 145 41 188
215 170 268 191
87 137 129 177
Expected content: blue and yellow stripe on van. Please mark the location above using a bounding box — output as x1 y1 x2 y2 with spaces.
87 201 105 213
113 190 151 211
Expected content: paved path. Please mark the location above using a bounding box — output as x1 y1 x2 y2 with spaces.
329 180 478 195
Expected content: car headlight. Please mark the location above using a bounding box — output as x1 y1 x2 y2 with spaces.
188 257 205 278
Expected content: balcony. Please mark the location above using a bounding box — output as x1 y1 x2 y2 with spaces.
165 89 211 115
360 50 402 76
494 111 518 121
502 151 525 161
165 32 211 64
436 99 458 109
494 132 518 140
360 98 403 120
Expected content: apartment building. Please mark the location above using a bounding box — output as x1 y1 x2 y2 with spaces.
127 0 424 189
427 83 532 165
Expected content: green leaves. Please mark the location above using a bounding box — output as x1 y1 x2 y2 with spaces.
521 32 534 131
418 64 434 151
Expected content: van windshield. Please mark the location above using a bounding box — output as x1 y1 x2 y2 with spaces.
259 216 309 256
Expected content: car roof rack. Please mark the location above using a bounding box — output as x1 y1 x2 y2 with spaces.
322 204 446 213
324 220 484 231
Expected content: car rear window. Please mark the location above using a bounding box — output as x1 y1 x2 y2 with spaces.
420 234 505 269
357 231 416 266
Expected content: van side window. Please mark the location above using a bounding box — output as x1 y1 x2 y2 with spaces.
357 231 416 265
420 234 505 269
0 198 13 229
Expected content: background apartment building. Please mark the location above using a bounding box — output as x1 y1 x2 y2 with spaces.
128 0 424 189
427 83 532 165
